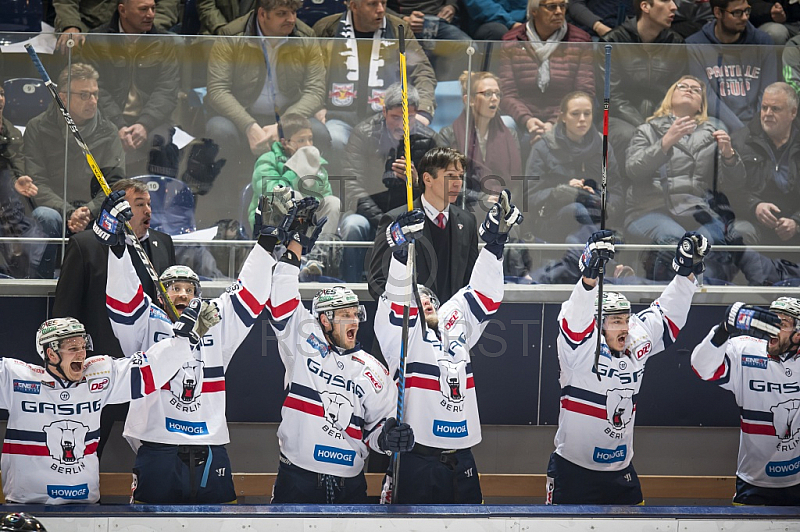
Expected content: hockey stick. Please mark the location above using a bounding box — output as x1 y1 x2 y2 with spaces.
593 44 612 381
25 44 180 321
390 26 418 504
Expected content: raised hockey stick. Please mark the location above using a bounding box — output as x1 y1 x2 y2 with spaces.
390 26 417 504
25 44 180 321
593 44 612 381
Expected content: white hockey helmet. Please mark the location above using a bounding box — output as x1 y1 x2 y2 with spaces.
770 297 800 332
417 285 440 311
160 265 201 296
35 317 92 360
312 286 366 322
598 292 631 315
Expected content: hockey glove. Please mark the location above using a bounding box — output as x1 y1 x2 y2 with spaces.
172 298 206 345
387 209 425 264
196 300 221 339
579 230 615 279
92 190 132 247
722 302 781 340
377 417 415 453
254 189 299 247
479 189 524 259
673 231 711 277
291 212 328 255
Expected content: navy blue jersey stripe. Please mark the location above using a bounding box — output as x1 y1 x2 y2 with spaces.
4 429 46 442
131 366 142 399
740 408 773 422
231 296 258 328
289 382 321 402
464 292 488 322
203 366 225 378
107 301 148 325
407 361 440 377
561 385 607 406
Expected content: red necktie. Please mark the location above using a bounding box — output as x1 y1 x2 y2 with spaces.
436 213 446 229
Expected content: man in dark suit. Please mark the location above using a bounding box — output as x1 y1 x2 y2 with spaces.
368 147 478 303
53 178 175 458
54 178 176 358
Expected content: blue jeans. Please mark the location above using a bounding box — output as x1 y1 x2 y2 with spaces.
325 119 353 154
32 206 63 279
339 213 375 282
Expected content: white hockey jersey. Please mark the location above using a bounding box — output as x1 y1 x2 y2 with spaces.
268 260 395 478
555 275 697 471
692 329 800 488
0 337 192 504
374 248 503 450
105 245 274 449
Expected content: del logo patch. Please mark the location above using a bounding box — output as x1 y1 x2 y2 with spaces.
364 369 382 392
444 310 461 331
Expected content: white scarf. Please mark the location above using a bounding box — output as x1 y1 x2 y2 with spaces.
338 10 392 89
526 20 568 93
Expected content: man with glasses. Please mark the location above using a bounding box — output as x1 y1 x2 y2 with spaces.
21 63 125 241
498 0 594 145
687 0 777 132
548 229 708 504
691 297 800 504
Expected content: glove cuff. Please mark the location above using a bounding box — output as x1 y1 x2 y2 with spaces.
672 258 694 277
484 236 507 260
711 324 731 347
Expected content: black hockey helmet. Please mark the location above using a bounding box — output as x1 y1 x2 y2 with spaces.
0 513 46 532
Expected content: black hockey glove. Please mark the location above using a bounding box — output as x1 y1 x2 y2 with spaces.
172 298 205 345
387 209 425 264
377 417 415 453
92 190 132 247
479 189 524 259
673 231 711 277
579 229 615 279
722 302 781 340
290 211 327 255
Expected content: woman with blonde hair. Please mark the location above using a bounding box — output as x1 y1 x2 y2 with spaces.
624 75 744 280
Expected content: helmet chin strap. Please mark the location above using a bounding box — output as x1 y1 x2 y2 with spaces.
45 347 77 383
319 313 344 354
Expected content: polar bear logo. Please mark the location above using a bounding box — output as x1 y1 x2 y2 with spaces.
169 359 205 403
44 420 88 464
438 359 467 403
606 389 634 429
771 399 800 441
319 391 354 430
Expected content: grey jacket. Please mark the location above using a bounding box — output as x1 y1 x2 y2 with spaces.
624 115 745 226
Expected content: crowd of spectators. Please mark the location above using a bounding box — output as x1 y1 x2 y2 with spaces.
2 0 800 285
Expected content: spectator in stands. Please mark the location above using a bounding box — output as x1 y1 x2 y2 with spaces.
498 0 594 146
750 0 800 45
249 114 341 275
783 35 800 94
686 0 777 132
339 83 436 282
22 63 124 242
205 0 327 219
625 76 744 281
80 0 179 176
463 0 526 40
732 82 800 245
53 0 178 53
436 71 521 207
367 146 478 302
197 0 255 34
671 0 715 38
0 88 47 279
601 0 686 176
526 91 621 245
567 0 630 38
313 0 437 152
388 0 471 42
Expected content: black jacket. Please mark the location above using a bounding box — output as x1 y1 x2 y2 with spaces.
601 18 687 128
53 229 175 358
367 199 478 302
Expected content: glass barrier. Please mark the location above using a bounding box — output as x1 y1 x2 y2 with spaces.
0 31 798 288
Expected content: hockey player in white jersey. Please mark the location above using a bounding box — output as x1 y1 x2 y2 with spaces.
97 189 281 503
691 297 800 505
375 189 523 504
267 201 414 504
0 305 209 504
549 229 709 505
